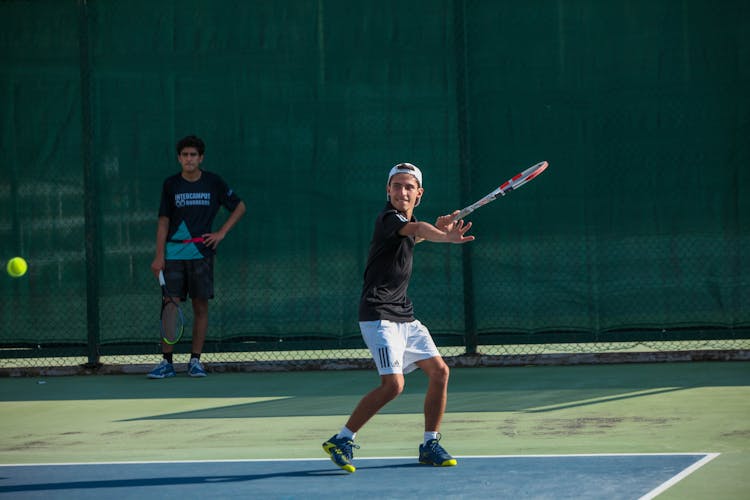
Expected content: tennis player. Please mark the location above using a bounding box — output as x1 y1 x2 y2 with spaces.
148 135 246 378
322 163 474 472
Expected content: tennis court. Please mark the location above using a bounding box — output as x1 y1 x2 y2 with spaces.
1 363 748 498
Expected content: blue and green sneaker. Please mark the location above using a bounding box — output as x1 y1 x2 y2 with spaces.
418 434 457 467
322 434 359 473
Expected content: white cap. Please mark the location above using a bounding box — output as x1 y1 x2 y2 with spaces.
387 163 423 188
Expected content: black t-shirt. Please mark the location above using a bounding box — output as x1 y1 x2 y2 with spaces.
358 202 417 322
158 170 242 259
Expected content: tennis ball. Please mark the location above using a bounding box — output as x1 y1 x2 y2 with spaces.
7 257 28 278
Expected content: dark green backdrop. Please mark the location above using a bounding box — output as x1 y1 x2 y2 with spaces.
1 0 748 361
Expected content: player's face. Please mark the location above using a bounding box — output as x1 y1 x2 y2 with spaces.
178 147 203 175
387 173 423 213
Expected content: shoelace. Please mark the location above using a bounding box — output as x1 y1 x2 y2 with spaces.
339 439 360 459
426 432 444 447
425 435 451 459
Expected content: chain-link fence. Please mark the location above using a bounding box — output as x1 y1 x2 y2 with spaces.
1 0 748 372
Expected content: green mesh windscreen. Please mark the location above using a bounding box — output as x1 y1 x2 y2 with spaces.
1 0 748 355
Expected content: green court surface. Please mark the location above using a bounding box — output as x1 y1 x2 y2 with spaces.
1 362 748 499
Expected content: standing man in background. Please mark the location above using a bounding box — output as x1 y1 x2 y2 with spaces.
148 135 246 378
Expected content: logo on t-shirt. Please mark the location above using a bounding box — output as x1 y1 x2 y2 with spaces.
396 213 408 223
175 192 211 208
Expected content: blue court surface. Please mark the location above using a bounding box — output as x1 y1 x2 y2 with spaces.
0 453 716 499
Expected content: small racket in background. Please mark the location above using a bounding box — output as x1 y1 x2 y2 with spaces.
158 270 184 345
454 161 549 220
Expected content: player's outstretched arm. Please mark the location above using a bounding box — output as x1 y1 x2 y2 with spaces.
400 219 474 244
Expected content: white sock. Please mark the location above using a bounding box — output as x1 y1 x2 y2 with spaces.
337 426 356 440
424 431 439 444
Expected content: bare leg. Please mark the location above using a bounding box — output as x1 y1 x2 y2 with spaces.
345 374 404 432
415 356 450 431
191 298 209 354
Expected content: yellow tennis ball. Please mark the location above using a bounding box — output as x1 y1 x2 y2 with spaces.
7 257 28 278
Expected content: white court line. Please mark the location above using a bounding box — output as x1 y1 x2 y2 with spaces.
0 452 718 467
639 452 720 500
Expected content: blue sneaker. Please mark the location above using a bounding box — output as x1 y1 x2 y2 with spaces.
419 434 457 466
322 434 359 473
188 358 207 377
147 359 175 379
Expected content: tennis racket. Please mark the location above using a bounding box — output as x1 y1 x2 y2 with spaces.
453 161 548 220
158 270 185 345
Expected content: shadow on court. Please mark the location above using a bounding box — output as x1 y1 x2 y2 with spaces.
122 386 691 420
0 462 428 495
0 469 340 493
118 361 744 420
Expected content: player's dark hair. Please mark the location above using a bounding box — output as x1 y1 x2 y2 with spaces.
176 135 205 155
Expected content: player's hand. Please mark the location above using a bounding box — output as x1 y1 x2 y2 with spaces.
447 219 474 244
201 231 225 249
150 258 164 278
436 210 460 231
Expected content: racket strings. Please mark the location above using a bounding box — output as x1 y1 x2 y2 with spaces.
161 301 183 343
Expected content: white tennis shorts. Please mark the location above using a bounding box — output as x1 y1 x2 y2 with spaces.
359 319 440 375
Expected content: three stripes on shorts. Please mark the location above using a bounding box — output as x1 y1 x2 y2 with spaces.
377 347 400 369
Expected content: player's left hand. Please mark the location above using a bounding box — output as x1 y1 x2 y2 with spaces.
201 231 225 249
446 219 474 244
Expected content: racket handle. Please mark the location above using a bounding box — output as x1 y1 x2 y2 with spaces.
453 207 473 221
158 270 166 286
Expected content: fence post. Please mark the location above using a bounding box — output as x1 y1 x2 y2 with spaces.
78 0 101 368
453 0 478 354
